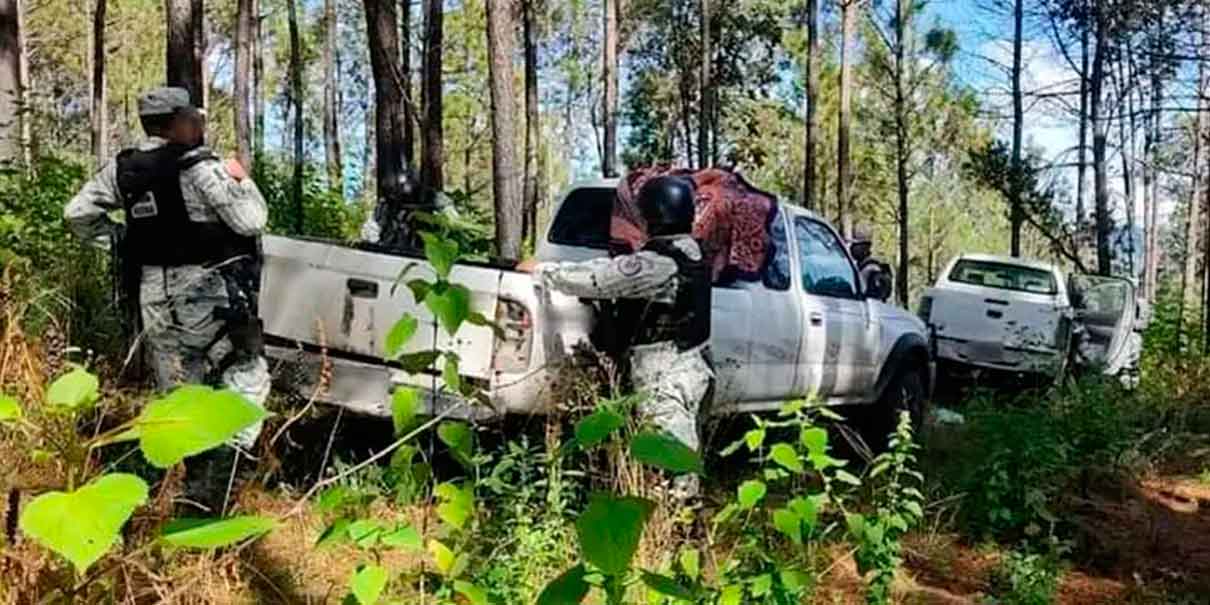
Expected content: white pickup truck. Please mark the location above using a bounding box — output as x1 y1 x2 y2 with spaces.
258 179 934 427
919 254 1142 382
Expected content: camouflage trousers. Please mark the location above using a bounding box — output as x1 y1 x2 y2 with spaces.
630 341 714 451
140 265 269 450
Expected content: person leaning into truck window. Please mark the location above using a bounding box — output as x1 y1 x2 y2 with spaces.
526 176 714 500
851 224 893 302
63 87 270 514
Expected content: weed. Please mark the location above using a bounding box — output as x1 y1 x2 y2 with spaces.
986 546 1064 605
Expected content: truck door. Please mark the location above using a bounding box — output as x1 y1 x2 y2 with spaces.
791 216 874 400
1068 275 1137 375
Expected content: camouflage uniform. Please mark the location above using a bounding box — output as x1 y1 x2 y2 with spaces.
535 236 714 453
65 137 270 450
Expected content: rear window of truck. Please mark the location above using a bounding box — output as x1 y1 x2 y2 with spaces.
547 187 616 249
949 259 1057 294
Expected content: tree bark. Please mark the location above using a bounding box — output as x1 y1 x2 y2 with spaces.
234 0 253 170
1144 12 1164 301
421 0 444 196
602 0 618 177
323 0 342 190
1090 15 1111 277
486 0 522 259
803 0 818 210
253 0 264 162
401 0 414 167
1009 0 1023 257
522 0 540 245
366 0 410 242
0 0 20 165
166 0 204 106
287 0 304 233
893 0 910 305
1181 69 1205 340
836 0 855 237
91 0 107 163
698 0 711 169
1076 23 1089 228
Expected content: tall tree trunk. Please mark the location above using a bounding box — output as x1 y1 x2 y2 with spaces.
91 0 107 163
253 0 264 161
893 0 910 305
1076 23 1089 228
1183 11 1209 338
15 0 25 167
1145 16 1164 301
1090 15 1111 276
362 97 375 202
1115 55 1137 280
421 0 443 197
366 0 411 244
601 0 618 177
234 0 253 170
401 0 414 167
287 0 304 233
323 0 342 190
0 0 20 165
803 0 818 210
836 0 855 237
698 0 711 169
486 0 522 259
522 0 540 245
166 0 204 105
1009 0 1023 257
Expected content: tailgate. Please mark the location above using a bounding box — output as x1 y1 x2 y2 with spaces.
928 286 1062 352
259 235 503 381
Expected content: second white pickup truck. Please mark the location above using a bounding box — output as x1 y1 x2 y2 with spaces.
258 179 935 428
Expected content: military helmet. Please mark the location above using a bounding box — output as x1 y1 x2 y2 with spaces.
638 176 696 236
851 224 873 246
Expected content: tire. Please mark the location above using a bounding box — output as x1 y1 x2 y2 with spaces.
872 367 928 450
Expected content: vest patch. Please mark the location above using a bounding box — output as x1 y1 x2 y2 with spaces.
128 194 159 219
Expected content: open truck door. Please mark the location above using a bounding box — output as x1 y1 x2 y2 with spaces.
1068 275 1139 380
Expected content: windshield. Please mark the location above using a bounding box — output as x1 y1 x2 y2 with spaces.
948 259 1057 294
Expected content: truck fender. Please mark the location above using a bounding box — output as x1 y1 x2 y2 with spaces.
873 333 932 402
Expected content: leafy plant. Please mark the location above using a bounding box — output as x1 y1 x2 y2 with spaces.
988 547 1064 605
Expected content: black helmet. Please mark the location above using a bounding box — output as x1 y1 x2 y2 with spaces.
638 176 696 236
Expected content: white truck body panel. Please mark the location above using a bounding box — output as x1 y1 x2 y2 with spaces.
259 180 933 418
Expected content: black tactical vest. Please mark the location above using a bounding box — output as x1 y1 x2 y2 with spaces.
116 145 257 268
616 236 712 351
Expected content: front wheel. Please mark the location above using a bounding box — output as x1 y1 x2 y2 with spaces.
873 368 928 449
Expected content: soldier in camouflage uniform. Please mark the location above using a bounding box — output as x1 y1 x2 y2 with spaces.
530 176 713 499
64 87 270 513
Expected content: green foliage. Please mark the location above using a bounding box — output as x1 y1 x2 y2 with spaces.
629 430 704 475
575 493 656 576
160 516 277 549
120 385 269 468
0 394 21 422
257 156 363 240
573 406 627 449
45 366 100 410
19 473 149 573
989 548 1064 605
349 564 389 604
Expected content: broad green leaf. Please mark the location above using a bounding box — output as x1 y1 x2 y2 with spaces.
316 486 352 513
391 388 420 436
437 421 474 468
399 350 441 373
442 355 461 393
45 367 99 411
575 493 655 576
0 394 21 422
467 311 505 338
350 564 388 605
745 428 766 451
19 473 149 573
381 525 422 550
769 443 804 473
421 232 460 280
385 315 419 359
429 540 467 577
905 501 924 520
406 279 432 304
800 427 828 456
132 386 268 468
316 518 352 547
772 508 803 545
574 407 625 449
719 584 743 605
835 470 862 486
751 574 773 597
679 548 701 581
161 516 275 549
737 480 767 510
425 284 471 336
780 569 810 592
845 513 866 539
641 572 696 600
348 520 383 548
453 581 488 605
537 565 591 605
434 482 473 530
788 497 819 534
630 431 703 475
